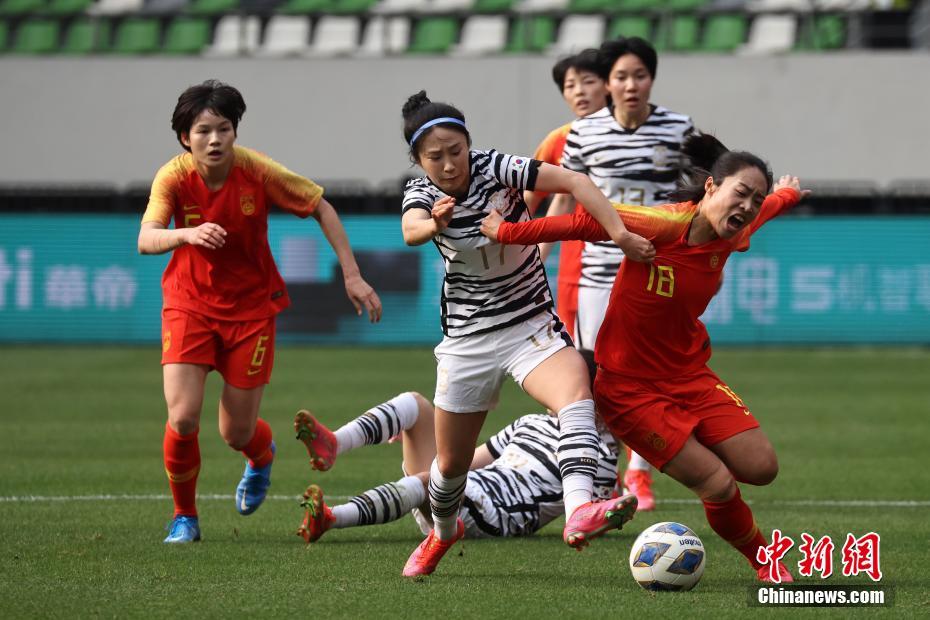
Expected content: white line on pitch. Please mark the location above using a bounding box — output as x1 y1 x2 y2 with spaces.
1 494 928 508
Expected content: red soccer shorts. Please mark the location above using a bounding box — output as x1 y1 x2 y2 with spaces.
161 308 276 389
556 280 579 341
594 365 760 470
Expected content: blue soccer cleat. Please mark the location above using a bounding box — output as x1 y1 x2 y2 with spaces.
164 515 201 544
236 441 276 515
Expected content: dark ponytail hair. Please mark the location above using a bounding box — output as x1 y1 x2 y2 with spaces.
671 134 773 203
402 90 471 163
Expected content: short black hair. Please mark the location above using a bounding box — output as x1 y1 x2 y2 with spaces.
171 80 246 152
401 90 471 163
599 37 658 80
551 48 607 91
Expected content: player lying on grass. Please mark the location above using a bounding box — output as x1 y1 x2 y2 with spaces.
481 134 808 583
293 392 636 546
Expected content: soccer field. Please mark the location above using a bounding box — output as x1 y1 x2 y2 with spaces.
1 346 927 617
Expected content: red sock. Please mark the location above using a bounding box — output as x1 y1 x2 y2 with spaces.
163 423 200 518
702 487 766 569
241 418 274 468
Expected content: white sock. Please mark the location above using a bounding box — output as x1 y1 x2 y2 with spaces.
332 475 426 528
628 451 651 472
334 392 420 455
428 459 466 540
557 399 599 518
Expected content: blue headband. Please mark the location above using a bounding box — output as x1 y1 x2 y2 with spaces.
409 117 467 146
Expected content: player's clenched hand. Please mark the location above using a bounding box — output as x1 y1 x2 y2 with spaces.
614 230 655 263
344 273 382 323
431 196 455 233
773 175 811 199
183 222 227 249
480 208 505 241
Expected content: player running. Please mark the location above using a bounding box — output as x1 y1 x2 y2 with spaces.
139 80 381 543
294 393 634 544
482 134 807 583
397 90 653 576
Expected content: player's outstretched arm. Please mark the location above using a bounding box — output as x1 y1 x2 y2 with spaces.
533 163 655 263
138 221 227 255
312 199 382 323
402 196 455 246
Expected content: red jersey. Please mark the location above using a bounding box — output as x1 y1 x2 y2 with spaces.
498 187 800 379
142 145 324 321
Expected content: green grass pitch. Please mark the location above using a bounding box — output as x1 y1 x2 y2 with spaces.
1 346 927 617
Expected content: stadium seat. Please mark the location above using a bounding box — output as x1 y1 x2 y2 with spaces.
798 14 846 49
664 0 710 10
164 16 210 53
356 16 408 55
202 14 259 55
746 0 810 11
90 0 146 12
407 16 457 54
141 0 188 13
186 0 237 15
279 0 330 11
422 0 472 12
370 0 428 13
655 14 699 51
550 15 605 55
44 0 93 14
472 0 514 11
112 17 160 53
568 0 611 12
331 0 377 12
256 15 310 56
306 15 359 55
516 0 568 10
0 0 43 15
701 14 747 51
452 14 506 55
611 0 659 11
11 18 58 53
741 14 796 54
61 17 111 53
506 16 555 52
86 0 143 13
607 16 652 41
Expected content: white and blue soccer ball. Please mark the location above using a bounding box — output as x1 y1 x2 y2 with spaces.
629 522 706 591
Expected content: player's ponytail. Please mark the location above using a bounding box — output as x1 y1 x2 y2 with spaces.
402 91 471 163
671 133 773 203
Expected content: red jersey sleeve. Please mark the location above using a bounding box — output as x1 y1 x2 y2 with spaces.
141 155 190 226
236 146 324 218
497 201 694 246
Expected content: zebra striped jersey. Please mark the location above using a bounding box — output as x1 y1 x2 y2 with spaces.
562 105 694 289
465 414 619 537
402 149 552 338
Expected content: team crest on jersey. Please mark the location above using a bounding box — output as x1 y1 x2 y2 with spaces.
512 158 527 172
653 146 670 170
645 431 667 451
240 194 256 216
710 254 720 268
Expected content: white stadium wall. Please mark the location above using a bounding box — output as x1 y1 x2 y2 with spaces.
0 53 927 187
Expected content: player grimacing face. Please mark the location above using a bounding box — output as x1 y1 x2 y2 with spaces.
416 126 471 197
562 68 608 118
181 109 237 173
608 54 654 124
702 167 768 239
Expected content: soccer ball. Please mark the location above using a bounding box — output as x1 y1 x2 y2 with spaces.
629 522 706 591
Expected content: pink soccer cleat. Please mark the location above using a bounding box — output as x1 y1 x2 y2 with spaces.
402 519 465 577
623 469 656 512
294 410 338 471
757 561 795 584
296 484 335 543
563 494 638 550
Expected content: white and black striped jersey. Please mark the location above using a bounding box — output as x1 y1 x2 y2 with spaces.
463 414 619 537
562 105 694 289
403 150 552 338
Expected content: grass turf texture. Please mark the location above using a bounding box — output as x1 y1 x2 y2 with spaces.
1 346 927 617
